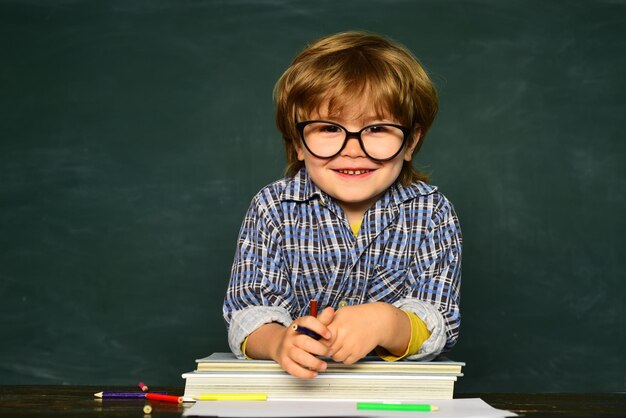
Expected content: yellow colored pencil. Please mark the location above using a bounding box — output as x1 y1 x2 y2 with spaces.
193 393 267 401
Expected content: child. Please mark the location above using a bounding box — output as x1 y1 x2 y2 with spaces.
223 31 462 379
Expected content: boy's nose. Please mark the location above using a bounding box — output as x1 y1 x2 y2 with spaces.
341 137 366 158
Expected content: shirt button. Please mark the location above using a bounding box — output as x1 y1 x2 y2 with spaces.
338 300 348 308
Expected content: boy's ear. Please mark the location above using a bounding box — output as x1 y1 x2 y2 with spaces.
403 128 422 161
295 141 306 161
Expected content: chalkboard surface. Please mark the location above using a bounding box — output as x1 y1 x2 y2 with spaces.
1 0 624 392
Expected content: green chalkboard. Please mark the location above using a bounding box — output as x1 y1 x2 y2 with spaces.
1 0 624 392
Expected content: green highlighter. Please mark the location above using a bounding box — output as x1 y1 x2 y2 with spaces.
356 402 439 412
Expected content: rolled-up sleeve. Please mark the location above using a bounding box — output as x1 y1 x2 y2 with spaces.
223 192 296 358
401 198 462 359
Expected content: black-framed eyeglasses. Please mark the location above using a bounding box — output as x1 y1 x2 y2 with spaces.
296 120 411 162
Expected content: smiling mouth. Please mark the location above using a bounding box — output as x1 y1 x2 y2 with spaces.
335 169 373 175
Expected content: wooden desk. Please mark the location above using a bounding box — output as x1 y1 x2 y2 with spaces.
0 386 623 417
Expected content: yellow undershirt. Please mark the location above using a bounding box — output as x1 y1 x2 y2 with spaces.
375 310 431 361
241 336 252 360
350 220 362 237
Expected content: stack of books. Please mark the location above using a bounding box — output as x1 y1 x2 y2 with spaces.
182 352 464 402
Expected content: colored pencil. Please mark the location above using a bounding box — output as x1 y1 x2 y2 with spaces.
309 299 318 317
145 393 183 404
292 324 321 340
93 392 166 399
193 393 267 401
357 402 439 412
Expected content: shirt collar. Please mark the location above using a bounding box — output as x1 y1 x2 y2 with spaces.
280 168 325 202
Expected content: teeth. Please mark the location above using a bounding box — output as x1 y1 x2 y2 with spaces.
338 170 369 175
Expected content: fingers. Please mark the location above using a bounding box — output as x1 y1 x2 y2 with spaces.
317 306 335 326
292 330 331 356
274 307 337 379
297 316 332 341
290 338 329 370
281 356 322 379
329 341 363 365
278 327 329 379
330 348 358 365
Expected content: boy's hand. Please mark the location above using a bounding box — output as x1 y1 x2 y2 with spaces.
325 302 410 364
268 307 334 379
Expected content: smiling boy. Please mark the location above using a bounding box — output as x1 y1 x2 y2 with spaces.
223 31 462 379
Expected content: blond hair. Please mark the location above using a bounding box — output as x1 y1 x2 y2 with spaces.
274 31 439 185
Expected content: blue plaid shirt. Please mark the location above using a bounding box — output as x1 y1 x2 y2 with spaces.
223 168 462 360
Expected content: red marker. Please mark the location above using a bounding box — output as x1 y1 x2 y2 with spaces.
145 393 183 404
138 382 148 392
309 300 318 318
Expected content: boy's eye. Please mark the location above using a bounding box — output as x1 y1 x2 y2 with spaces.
319 124 341 133
364 125 390 134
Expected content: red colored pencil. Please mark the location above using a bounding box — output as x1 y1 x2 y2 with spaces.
145 393 183 404
309 300 318 318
